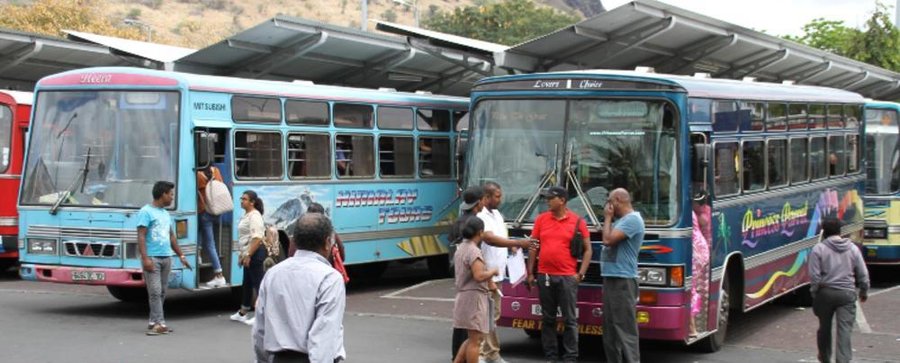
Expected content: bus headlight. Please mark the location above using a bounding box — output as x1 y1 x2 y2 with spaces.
28 238 58 255
637 267 667 286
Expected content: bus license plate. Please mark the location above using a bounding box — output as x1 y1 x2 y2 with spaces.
72 271 105 281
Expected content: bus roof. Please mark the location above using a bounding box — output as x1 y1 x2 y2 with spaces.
475 69 866 104
36 67 468 108
0 90 34 106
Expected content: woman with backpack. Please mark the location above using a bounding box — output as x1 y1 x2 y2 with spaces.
197 165 226 288
230 190 266 326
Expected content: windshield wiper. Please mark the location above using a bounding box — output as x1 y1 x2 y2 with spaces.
513 144 558 228
49 147 91 215
564 143 600 227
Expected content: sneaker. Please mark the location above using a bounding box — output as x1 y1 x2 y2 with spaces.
230 311 248 323
484 358 509 363
207 276 227 288
146 324 168 336
243 316 256 326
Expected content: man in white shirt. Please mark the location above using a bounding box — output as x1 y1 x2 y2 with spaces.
477 182 534 363
253 213 346 363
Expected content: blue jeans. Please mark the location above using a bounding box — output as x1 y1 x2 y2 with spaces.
143 257 172 325
199 212 222 273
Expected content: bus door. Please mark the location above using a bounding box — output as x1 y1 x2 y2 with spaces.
194 128 233 286
689 132 712 337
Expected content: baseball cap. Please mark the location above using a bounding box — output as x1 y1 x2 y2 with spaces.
460 186 484 211
540 186 567 199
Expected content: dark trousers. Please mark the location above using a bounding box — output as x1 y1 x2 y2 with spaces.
538 274 579 361
451 327 467 360
813 287 857 363
271 350 310 363
241 247 266 310
602 277 640 363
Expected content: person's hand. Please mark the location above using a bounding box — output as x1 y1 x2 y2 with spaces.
179 255 192 271
488 280 499 292
604 202 614 219
526 274 535 291
490 268 500 276
529 238 540 250
240 255 250 267
575 273 585 283
860 294 868 303
141 257 154 272
517 239 532 249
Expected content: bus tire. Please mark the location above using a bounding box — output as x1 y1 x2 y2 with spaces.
697 275 730 353
106 286 148 303
427 254 452 278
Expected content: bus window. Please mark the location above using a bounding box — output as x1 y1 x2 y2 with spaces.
379 136 415 177
828 135 845 176
844 105 860 129
286 99 328 126
742 140 765 191
809 104 826 129
767 103 787 131
419 137 451 177
287 133 330 179
790 138 808 183
788 104 808 130
810 137 827 179
847 134 860 173
233 96 281 123
865 108 900 194
454 110 470 132
0 105 10 173
827 104 844 129
768 139 788 188
234 131 283 179
714 142 740 196
416 109 451 131
713 100 738 132
739 102 765 132
377 107 413 130
335 134 374 177
688 98 711 123
334 103 373 128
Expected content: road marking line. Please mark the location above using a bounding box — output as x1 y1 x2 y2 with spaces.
349 312 452 323
380 278 451 299
856 300 872 334
868 284 900 297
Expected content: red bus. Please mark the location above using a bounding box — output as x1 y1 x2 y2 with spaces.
0 90 32 269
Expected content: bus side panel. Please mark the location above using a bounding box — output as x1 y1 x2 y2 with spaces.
710 185 864 313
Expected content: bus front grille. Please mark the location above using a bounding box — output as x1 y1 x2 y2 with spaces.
63 241 118 258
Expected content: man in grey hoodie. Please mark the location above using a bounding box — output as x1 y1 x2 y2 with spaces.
808 217 869 363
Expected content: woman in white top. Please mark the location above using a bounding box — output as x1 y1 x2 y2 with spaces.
230 190 266 326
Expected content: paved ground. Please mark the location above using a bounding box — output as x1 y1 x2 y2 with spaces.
1 262 898 362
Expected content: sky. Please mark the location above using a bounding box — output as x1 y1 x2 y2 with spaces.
600 0 890 37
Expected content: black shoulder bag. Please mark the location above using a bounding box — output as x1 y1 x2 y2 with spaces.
570 218 585 258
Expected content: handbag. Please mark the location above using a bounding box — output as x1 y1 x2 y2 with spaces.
570 218 585 259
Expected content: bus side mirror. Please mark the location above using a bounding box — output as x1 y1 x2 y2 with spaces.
195 131 213 167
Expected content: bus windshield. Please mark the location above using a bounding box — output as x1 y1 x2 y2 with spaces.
20 91 180 208
466 99 678 225
865 108 900 195
0 105 11 173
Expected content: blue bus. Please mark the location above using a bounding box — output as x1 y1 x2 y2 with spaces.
862 101 900 264
464 70 865 351
17 67 468 301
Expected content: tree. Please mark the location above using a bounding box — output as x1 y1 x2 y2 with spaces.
784 1 900 72
423 0 580 46
0 0 143 40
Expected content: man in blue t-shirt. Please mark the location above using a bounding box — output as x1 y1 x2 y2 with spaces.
600 188 645 363
137 181 191 336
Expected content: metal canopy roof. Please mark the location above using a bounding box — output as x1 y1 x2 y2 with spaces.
65 30 196 65
0 28 145 90
498 0 900 100
174 15 492 96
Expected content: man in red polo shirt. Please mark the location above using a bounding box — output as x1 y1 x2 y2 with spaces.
526 186 593 363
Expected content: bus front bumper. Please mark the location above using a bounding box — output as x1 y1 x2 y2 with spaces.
19 264 145 287
498 295 688 341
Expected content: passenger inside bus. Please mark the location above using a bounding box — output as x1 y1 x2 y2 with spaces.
335 137 351 176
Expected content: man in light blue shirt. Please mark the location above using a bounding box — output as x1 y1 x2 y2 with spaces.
253 213 346 363
137 181 191 336
600 188 644 363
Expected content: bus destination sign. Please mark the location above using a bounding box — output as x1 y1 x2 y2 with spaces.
474 78 680 92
